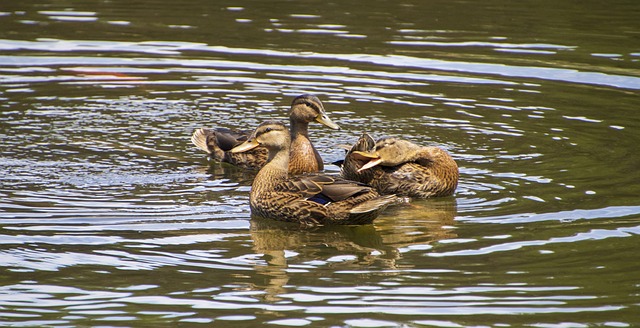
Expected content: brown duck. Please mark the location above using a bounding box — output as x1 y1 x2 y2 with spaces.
340 133 459 198
231 121 398 225
191 94 340 174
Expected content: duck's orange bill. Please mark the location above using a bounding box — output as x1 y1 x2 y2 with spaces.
357 157 383 172
231 139 260 153
351 150 377 160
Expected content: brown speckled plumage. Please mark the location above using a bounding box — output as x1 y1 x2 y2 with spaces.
340 133 459 198
232 122 398 226
191 94 339 174
191 127 268 170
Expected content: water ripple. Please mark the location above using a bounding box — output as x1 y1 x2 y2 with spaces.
462 205 640 224
430 224 640 257
2 39 638 89
1 3 639 326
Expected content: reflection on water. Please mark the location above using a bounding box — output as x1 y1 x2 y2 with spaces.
2 0 640 326
251 198 457 301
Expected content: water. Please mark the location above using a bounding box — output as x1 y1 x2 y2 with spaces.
1 0 640 326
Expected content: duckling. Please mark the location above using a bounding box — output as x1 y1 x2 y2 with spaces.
191 94 340 174
340 134 459 198
231 121 398 225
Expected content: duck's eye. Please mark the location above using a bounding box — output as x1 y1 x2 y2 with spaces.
264 127 272 133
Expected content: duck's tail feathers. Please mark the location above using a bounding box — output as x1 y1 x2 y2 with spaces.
349 195 399 214
345 195 400 224
191 128 212 154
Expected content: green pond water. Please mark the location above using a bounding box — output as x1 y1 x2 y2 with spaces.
1 0 640 327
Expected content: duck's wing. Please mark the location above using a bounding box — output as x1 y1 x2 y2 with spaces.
277 174 373 204
213 128 250 151
277 175 325 199
318 178 373 202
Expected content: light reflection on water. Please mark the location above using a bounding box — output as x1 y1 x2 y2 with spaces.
2 0 640 326
2 39 639 90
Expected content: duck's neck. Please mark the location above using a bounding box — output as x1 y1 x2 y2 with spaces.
288 119 323 173
290 119 309 140
252 146 289 195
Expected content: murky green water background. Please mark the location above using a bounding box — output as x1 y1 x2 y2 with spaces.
1 0 640 327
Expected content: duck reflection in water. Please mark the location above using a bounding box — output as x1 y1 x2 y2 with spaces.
248 197 457 302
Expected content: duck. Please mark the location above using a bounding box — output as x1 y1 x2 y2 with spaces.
231 121 398 225
191 94 340 175
340 133 459 198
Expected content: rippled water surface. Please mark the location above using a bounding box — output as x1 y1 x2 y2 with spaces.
2 0 640 327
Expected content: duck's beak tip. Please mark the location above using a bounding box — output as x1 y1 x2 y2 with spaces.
316 114 340 130
356 157 383 172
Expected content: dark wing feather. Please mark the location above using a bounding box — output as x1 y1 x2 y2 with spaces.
319 179 372 202
277 178 322 199
214 129 247 151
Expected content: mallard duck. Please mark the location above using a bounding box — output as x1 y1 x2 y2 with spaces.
191 94 340 174
231 121 398 225
340 133 459 198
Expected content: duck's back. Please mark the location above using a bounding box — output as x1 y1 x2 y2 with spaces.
250 173 396 225
373 162 457 198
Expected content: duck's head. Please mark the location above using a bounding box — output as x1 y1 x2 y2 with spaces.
352 137 420 172
231 121 290 153
290 94 340 130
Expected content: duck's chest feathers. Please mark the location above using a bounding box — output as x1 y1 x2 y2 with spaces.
288 134 322 173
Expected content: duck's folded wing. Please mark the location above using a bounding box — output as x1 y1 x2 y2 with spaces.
214 128 248 151
319 179 373 202
276 174 374 205
276 177 324 198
